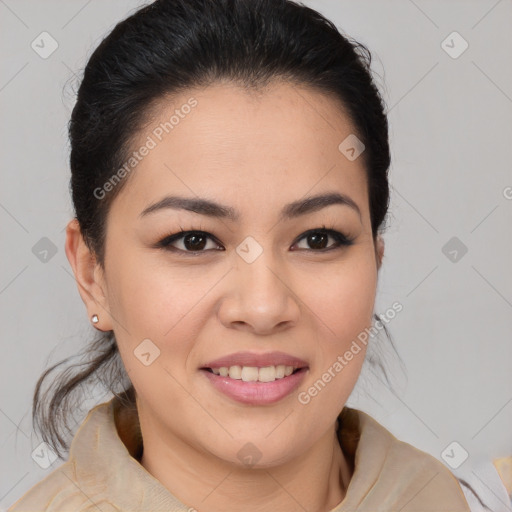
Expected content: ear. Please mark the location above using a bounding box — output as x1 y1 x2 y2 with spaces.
375 234 385 270
64 218 113 331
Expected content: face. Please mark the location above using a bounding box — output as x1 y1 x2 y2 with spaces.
70 81 384 468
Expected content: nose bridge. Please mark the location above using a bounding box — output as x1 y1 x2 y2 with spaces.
218 241 300 333
237 241 287 303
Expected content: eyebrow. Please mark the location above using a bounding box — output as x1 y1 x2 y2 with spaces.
139 192 362 223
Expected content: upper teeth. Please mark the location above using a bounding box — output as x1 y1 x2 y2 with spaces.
210 365 298 382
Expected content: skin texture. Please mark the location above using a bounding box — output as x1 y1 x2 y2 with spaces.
65 81 385 512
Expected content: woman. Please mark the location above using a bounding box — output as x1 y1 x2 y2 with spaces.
8 0 471 510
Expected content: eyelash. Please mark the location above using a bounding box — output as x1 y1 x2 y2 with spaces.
156 225 354 255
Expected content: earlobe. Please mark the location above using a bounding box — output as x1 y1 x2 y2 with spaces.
64 218 113 331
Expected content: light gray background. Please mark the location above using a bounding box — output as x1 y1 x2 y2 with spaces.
1 0 511 509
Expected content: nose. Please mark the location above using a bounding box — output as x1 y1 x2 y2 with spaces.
217 250 301 335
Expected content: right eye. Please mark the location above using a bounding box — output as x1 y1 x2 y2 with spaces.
157 229 224 254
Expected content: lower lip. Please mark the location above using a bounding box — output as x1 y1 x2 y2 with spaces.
200 368 308 405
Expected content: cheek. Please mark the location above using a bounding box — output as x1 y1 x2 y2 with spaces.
106 246 206 334
295 257 376 420
305 253 378 347
105 253 205 406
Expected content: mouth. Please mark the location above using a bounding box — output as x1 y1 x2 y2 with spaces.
199 351 310 404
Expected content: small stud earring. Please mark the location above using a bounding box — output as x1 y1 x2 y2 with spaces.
91 314 99 324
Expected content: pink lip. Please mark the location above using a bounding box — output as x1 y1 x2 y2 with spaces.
202 351 309 369
201 367 308 405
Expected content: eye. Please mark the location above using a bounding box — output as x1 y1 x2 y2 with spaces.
292 227 354 252
157 229 223 253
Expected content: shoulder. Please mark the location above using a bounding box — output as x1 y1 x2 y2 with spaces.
338 407 471 511
7 461 120 512
7 401 123 512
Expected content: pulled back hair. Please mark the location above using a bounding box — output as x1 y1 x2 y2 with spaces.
35 0 392 458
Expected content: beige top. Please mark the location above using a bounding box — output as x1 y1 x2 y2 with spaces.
8 396 470 511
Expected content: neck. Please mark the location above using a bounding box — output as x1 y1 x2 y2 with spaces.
139 416 352 512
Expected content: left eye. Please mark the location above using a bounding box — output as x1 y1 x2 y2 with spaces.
157 228 353 253
293 228 353 251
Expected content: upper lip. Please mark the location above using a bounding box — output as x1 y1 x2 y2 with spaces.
202 351 309 369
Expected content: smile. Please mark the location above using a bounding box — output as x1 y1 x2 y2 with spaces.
200 366 308 405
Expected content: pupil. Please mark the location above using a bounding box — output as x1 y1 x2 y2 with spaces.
185 233 206 250
309 232 327 249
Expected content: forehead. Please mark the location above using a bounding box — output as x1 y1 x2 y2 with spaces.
111 81 369 224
